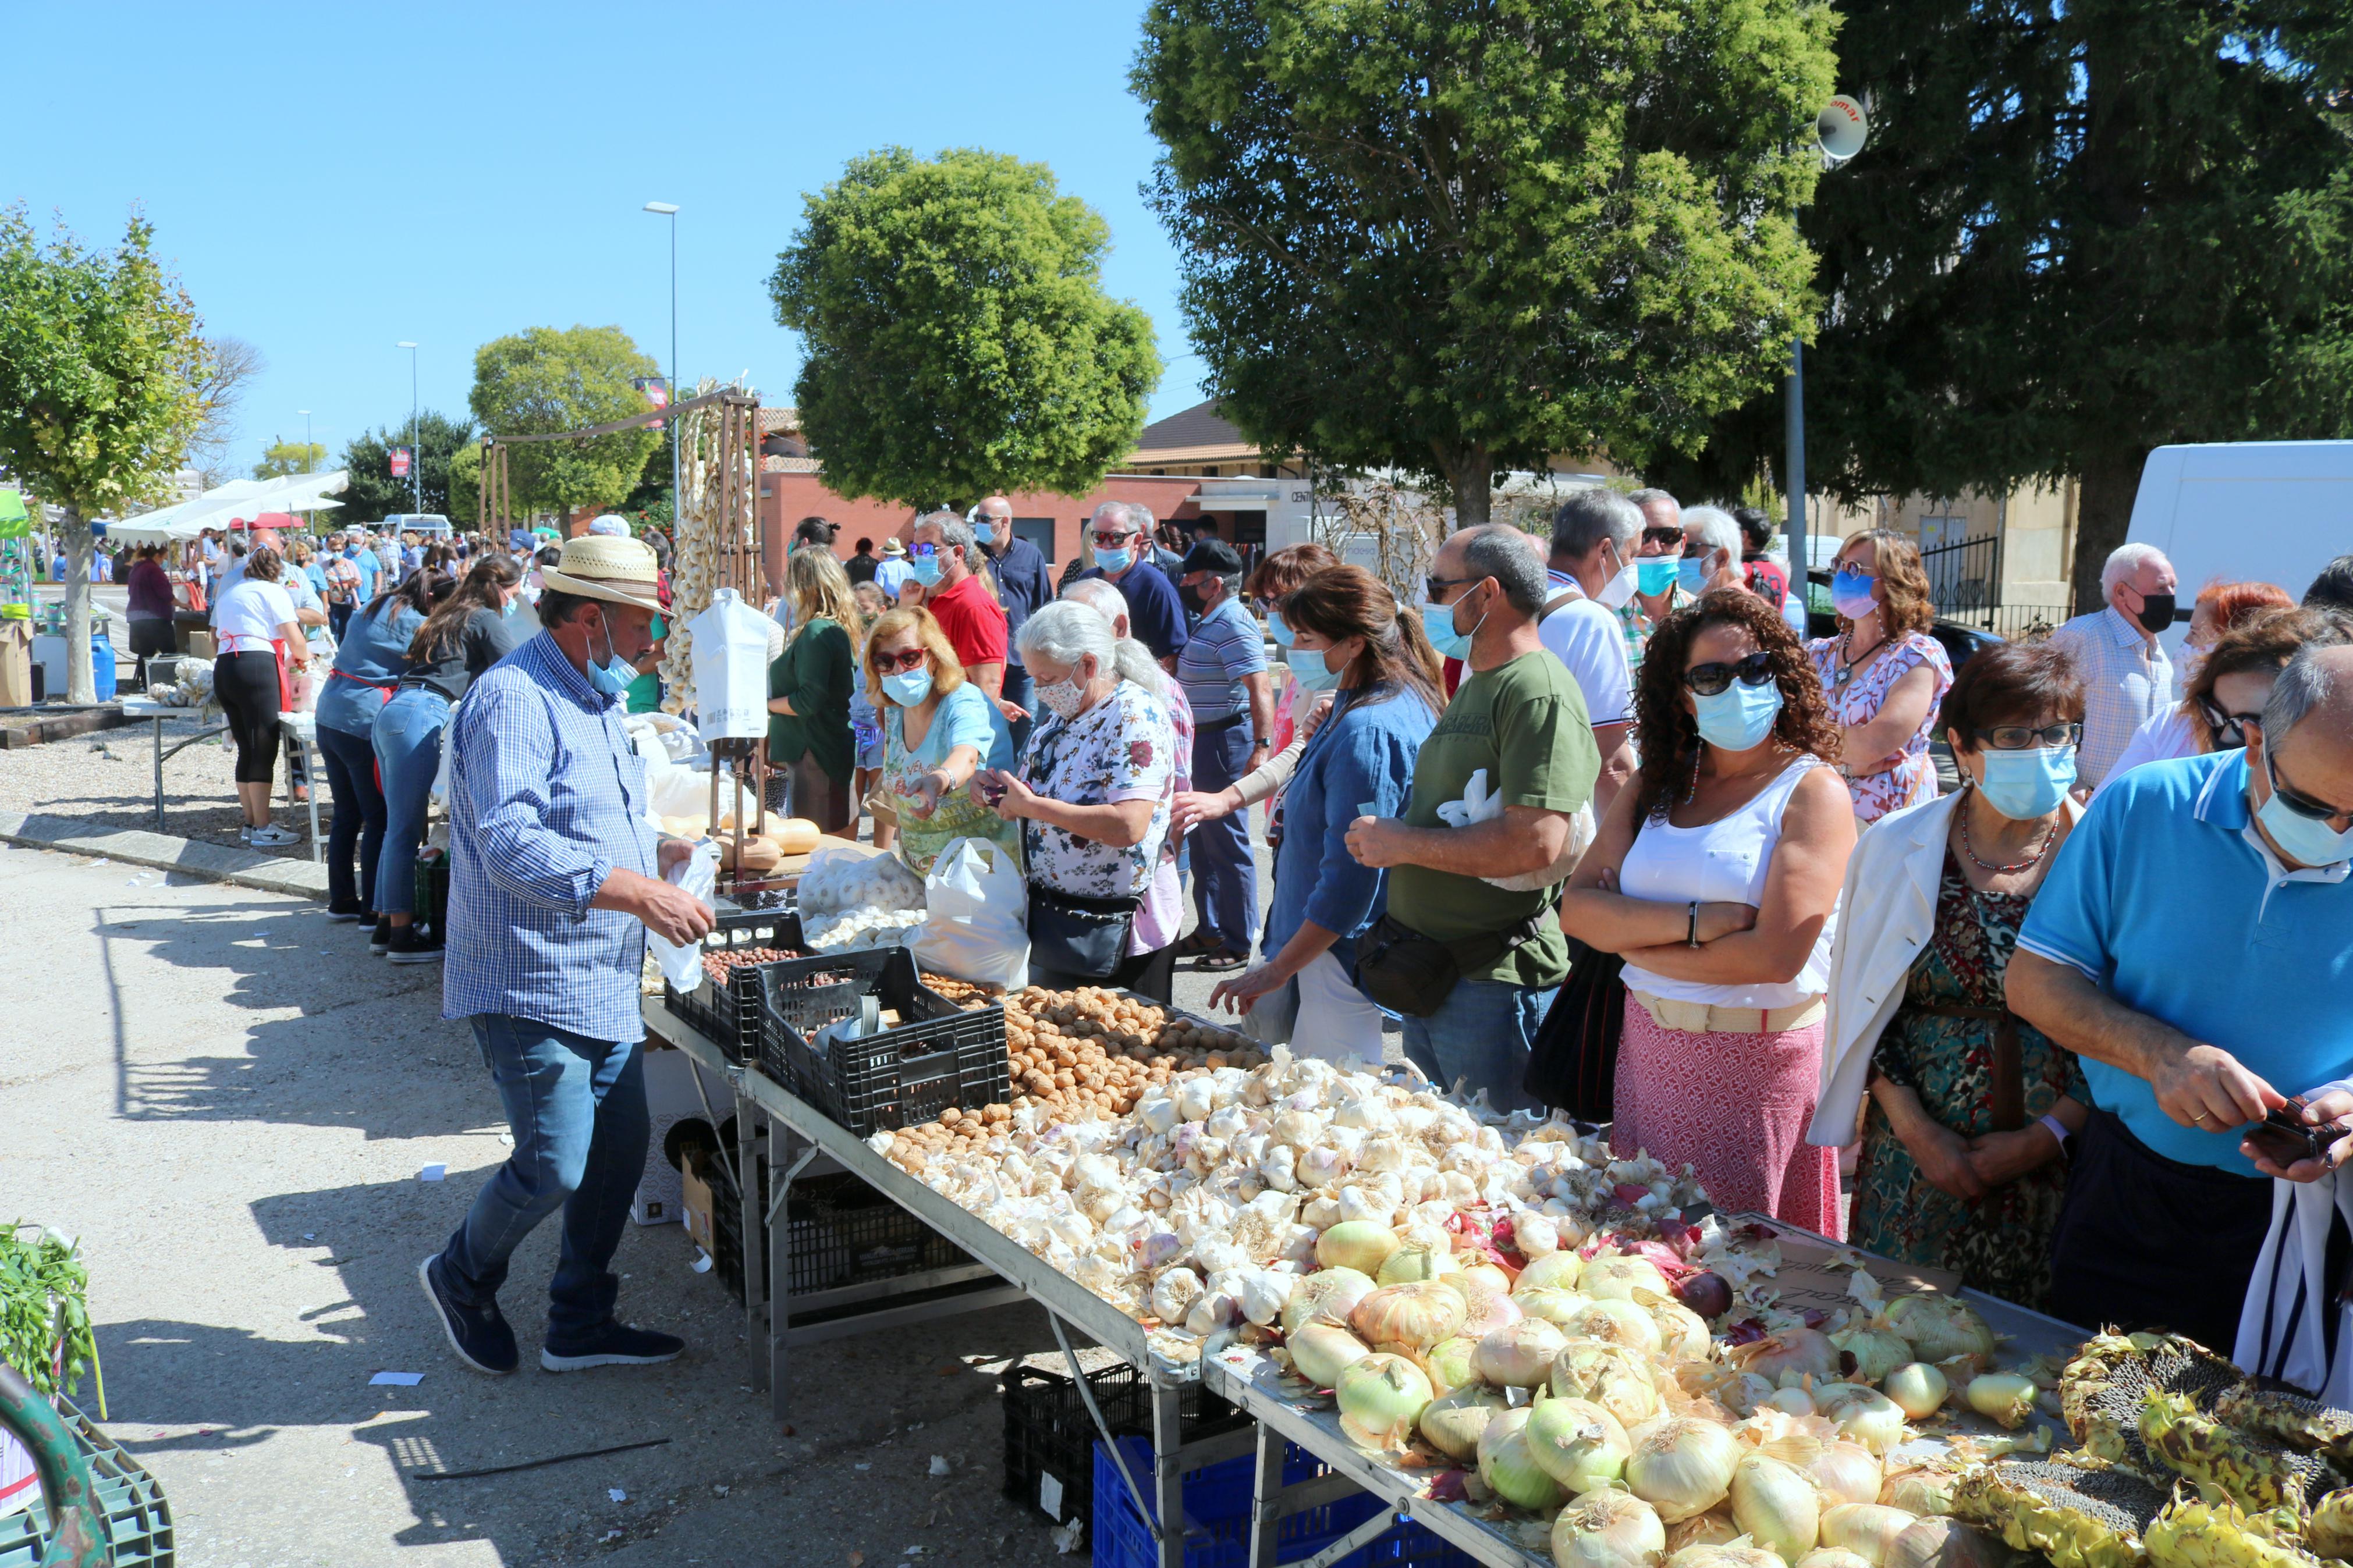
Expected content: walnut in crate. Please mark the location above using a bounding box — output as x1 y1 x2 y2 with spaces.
700 945 803 985
918 972 1005 1011
999 986 1265 1111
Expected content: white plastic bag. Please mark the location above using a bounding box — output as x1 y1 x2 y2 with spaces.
800 847 925 916
686 588 773 743
913 837 1030 990
1436 767 1593 891
647 840 720 993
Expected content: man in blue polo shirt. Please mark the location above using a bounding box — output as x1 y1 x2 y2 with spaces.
1080 501 1188 669
2010 638 2353 1351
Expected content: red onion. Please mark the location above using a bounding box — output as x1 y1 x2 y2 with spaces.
1676 1271 1735 1320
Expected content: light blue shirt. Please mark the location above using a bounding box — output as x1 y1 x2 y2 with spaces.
442 632 656 1043
1263 684 1435 968
317 600 421 739
2017 750 2353 1174
888 680 1014 771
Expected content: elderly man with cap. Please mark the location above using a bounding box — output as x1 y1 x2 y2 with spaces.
419 533 714 1377
1173 536 1271 970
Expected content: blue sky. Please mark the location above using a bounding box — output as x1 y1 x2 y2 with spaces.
10 1 1204 478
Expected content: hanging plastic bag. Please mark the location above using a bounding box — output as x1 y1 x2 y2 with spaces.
913 837 1029 991
685 587 773 744
1436 768 1594 891
647 840 721 994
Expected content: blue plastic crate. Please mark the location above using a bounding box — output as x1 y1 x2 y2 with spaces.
1091 1434 1392 1568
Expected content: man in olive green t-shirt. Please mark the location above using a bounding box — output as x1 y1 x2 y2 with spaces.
1347 525 1599 1110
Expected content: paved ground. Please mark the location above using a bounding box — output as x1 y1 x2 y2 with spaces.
0 782 1319 1565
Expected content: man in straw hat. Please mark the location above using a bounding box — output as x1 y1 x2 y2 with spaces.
419 532 714 1376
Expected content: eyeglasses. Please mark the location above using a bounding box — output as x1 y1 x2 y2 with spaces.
2199 701 2261 751
2265 747 2353 824
1641 527 1685 549
1425 574 1479 603
1090 530 1134 549
1971 721 2084 751
910 543 938 558
868 646 928 674
1682 650 1776 695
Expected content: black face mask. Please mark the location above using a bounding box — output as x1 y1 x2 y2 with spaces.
1179 583 1207 617
2131 591 2176 634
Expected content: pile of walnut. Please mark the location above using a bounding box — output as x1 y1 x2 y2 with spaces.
919 972 1004 1011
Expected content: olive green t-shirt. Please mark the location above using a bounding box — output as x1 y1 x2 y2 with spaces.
766 617 855 785
1385 649 1601 988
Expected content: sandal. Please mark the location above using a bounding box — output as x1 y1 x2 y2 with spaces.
1197 950 1249 973
1172 931 1220 958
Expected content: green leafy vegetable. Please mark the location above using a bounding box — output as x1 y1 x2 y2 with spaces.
1 1224 104 1414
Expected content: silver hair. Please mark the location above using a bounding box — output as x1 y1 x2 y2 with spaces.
1059 578 1176 698
2101 542 2170 599
1089 500 1152 538
1626 487 1681 521
1550 488 1644 563
1452 524 1550 617
917 509 977 560
2261 639 2353 746
1018 598 1163 691
1681 505 1741 565
1060 576 1129 627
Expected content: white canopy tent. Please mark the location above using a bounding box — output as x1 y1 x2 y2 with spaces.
100 472 351 543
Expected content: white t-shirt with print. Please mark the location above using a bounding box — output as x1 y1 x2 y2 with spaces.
1020 681 1175 901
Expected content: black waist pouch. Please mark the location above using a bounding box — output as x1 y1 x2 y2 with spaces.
1027 881 1140 982
1353 911 1543 1018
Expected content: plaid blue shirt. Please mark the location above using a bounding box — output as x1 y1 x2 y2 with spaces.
441 630 656 1042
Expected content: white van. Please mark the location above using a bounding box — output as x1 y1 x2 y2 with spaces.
2127 440 2353 663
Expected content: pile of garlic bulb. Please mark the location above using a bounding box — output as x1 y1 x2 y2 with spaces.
803 905 925 952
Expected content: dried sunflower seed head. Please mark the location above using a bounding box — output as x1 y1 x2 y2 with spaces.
2139 1391 2344 1520
2217 1384 2353 1470
1952 1459 2167 1568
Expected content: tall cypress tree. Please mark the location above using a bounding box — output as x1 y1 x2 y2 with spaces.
1657 0 2353 607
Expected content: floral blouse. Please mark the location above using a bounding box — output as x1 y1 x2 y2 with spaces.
1018 681 1175 902
1808 630 1953 824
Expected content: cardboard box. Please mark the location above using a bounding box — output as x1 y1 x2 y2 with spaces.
184 629 217 660
633 1044 730 1226
632 1111 689 1225
681 1149 719 1257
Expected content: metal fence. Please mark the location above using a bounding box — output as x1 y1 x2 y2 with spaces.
1919 532 2070 641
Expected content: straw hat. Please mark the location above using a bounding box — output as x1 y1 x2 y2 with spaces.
879 537 907 558
537 535 663 613
585 514 631 538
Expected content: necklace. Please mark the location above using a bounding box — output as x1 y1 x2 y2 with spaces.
1958 796 2055 874
1834 628 1885 687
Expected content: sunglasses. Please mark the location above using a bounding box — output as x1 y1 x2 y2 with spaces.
2265 747 2353 824
869 646 928 674
1641 527 1685 549
1090 530 1134 549
2200 701 2261 751
1425 574 1479 603
1682 650 1776 696
1971 721 2083 751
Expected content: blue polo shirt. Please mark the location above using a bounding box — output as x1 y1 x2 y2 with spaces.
2017 750 2353 1175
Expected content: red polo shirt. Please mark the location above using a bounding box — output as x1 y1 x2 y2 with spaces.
926 570 1007 672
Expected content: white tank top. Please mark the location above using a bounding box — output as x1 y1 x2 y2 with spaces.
1617 755 1836 1009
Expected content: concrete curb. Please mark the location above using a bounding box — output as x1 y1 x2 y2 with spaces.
0 810 330 899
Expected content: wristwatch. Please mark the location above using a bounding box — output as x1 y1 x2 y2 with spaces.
2037 1113 2072 1153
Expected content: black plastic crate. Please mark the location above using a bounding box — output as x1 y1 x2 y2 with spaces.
706 1149 971 1306
662 906 805 1064
1000 1360 1246 1531
755 947 1009 1135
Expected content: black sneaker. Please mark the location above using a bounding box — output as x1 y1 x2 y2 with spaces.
387 925 444 965
368 916 392 955
540 1321 686 1373
416 1254 517 1375
326 899 366 923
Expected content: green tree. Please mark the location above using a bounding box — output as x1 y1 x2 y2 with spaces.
469 325 662 518
0 207 210 700
769 147 1162 508
335 409 475 525
1657 0 2353 607
1134 0 1837 528
253 438 325 479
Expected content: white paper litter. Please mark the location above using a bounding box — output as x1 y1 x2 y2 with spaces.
928 1455 949 1477
369 1371 423 1386
609 1488 627 1503
418 1164 446 1182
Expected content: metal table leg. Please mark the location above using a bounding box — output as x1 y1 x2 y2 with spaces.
767 1136 818 1421
1151 1379 1187 1568
151 716 166 829
739 1098 765 1392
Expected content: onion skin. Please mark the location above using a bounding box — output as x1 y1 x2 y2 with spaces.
1882 1296 1994 1367
1418 1384 1513 1462
1479 1406 1571 1512
1553 1487 1668 1568
1555 1340 1665 1428
1476 1318 1568 1388
1665 1511 1741 1553
1726 1326 1840 1385
1878 1468 1955 1517
1287 1322 1372 1389
1525 1396 1632 1494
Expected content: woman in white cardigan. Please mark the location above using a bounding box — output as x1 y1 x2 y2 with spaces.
1809 641 2092 1310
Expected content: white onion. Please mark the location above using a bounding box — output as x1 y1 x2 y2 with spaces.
1553 1339 1663 1427
1669 1545 1786 1568
1665 1512 1741 1554
1730 1451 1821 1563
1886 1517 2005 1568
1336 1353 1433 1450
1798 1552 1878 1568
1878 1468 1954 1517
1315 1221 1400 1275
1516 1250 1585 1294
1556 1489 1668 1568
1514 1286 1593 1328
1646 1298 1714 1361
1830 1324 1912 1385
1376 1240 1457 1286
1582 1256 1673 1302
1802 1441 1884 1508
1526 1396 1631 1494
1625 1417 1739 1523
1813 1385 1907 1455
1350 1280 1467 1353
1422 1335 1482 1396
1478 1407 1569 1512
1476 1319 1568 1388
1728 1327 1841 1385
1567 1297 1665 1356
1882 1296 1994 1370
1419 1384 1513 1461
1281 1267 1376 1335
1882 1363 1948 1421
1289 1322 1372 1388
1963 1373 2038 1430
1820 1504 1918 1566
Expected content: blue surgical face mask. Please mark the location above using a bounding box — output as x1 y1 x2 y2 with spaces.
1691 678 1783 751
1637 558 1678 597
587 616 636 698
1676 557 1710 596
910 549 943 586
501 592 520 618
2258 752 2353 867
1267 610 1296 648
883 667 935 708
1978 746 2076 820
1420 596 1482 662
1287 645 1346 692
1832 568 1879 622
1095 545 1133 573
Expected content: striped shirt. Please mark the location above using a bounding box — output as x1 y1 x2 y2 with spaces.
2043 605 2173 790
1176 596 1266 723
442 631 657 1043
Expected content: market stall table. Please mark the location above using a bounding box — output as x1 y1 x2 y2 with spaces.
116 695 226 833
1199 1214 2091 1568
640 998 1222 1568
277 710 322 862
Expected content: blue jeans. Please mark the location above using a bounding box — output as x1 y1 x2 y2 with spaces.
372 687 449 916
437 1014 648 1337
1401 976 1557 1115
1002 662 1035 760
1189 719 1259 953
315 721 388 911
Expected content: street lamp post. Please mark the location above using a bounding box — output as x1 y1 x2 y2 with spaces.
396 341 420 513
299 410 313 474
644 202 680 535
1786 96 1869 619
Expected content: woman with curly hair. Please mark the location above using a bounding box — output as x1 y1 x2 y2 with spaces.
1809 529 1953 823
1561 589 1858 1233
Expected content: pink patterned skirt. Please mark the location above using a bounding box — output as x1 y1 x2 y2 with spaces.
1610 995 1844 1239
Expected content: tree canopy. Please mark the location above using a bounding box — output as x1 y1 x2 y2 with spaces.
335 409 474 524
1134 0 1838 526
1653 0 2353 606
769 146 1162 509
469 325 662 517
253 438 324 479
0 205 210 699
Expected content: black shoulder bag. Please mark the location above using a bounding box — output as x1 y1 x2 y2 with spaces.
1352 911 1548 1018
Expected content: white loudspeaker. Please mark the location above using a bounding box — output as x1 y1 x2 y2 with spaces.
1818 96 1869 162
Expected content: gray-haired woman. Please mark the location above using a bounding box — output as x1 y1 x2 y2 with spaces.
972 600 1182 1000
